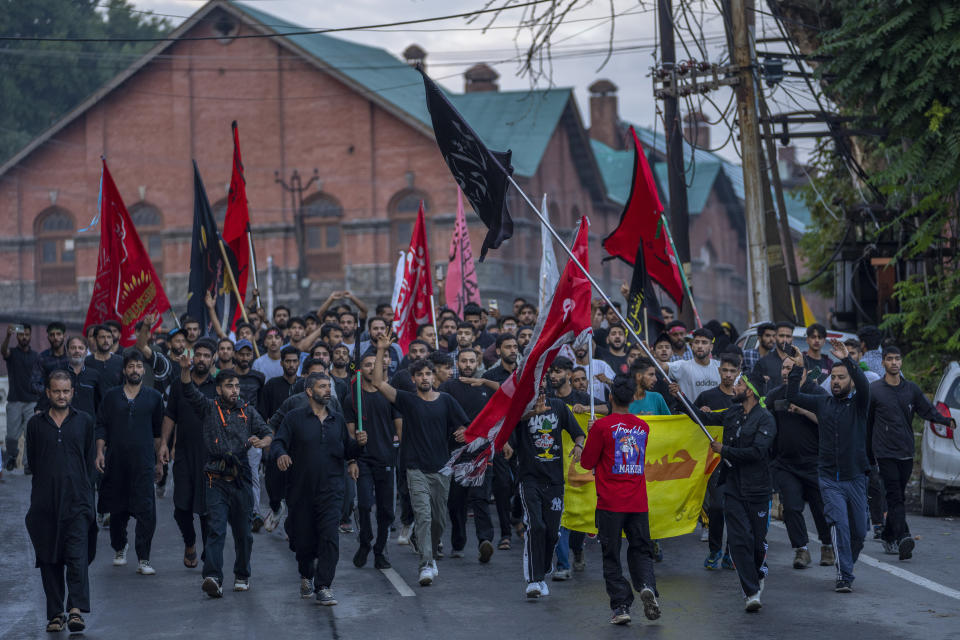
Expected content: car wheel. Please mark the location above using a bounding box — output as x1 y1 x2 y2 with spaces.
920 475 941 518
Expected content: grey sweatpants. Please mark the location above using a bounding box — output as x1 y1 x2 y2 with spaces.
406 469 450 569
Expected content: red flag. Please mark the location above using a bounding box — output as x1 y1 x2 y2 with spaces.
602 125 685 309
446 217 592 485
391 204 433 352
444 188 481 316
222 121 251 332
84 159 171 346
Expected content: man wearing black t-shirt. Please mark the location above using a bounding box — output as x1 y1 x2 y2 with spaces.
483 334 520 549
3 323 39 473
372 334 467 587
597 323 630 375
752 322 795 394
509 390 584 599
344 351 401 570
441 349 500 563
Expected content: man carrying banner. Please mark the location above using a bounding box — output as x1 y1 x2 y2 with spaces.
580 374 661 626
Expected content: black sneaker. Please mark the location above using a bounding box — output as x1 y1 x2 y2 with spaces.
835 579 853 593
23 466 31 476
898 536 915 560
478 540 494 564
610 606 631 625
316 587 337 606
4 458 14 472
353 545 370 568
202 576 223 598
251 514 264 533
374 554 391 570
300 577 313 598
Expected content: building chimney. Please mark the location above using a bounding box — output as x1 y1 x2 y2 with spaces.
403 44 427 72
464 63 499 93
588 79 621 149
683 112 710 149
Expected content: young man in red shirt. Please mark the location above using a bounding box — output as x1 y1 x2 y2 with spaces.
580 375 661 626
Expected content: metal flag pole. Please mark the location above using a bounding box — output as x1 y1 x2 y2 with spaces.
429 296 440 350
506 176 715 442
217 238 259 358
588 328 596 422
659 213 702 328
356 372 363 433
247 230 262 310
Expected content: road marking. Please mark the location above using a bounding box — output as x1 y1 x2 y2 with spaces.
380 567 416 597
770 521 960 601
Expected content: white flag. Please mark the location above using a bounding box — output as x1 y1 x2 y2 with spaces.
538 195 559 316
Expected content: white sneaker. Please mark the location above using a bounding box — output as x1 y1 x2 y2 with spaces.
429 560 438 578
263 503 285 533
745 593 762 612
234 578 250 592
539 581 550 596
525 582 542 599
699 524 709 542
398 524 412 545
113 544 128 566
418 567 433 586
136 560 155 575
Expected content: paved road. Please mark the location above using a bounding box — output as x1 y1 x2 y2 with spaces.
2 470 959 640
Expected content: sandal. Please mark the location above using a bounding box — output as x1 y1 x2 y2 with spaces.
46 614 66 633
67 612 85 633
498 537 511 551
184 547 199 568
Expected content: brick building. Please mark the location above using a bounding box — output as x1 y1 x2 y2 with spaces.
0 0 816 334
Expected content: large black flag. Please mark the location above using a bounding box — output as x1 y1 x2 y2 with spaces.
420 68 513 261
187 161 238 336
625 241 664 341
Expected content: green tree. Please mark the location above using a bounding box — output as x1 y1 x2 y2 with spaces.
0 0 170 163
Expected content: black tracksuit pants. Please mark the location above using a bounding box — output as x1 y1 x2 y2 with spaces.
723 494 769 597
706 468 726 554
878 458 913 544
357 461 395 555
518 480 563 582
596 509 657 610
448 472 495 551
492 453 515 539
773 464 831 548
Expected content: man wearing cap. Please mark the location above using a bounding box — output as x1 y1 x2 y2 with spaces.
679 371 776 612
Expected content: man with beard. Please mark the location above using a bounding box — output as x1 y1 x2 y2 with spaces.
441 349 499 563
573 339 614 403
216 338 235 374
159 339 217 569
338 311 359 357
463 303 495 349
181 316 202 352
321 323 343 350
398 339 431 372
786 340 870 593
344 351 400 570
417 324 438 351
85 325 124 390
516 326 534 355
665 321 693 362
449 322 480 378
31 322 70 430
547 357 608 415
743 323 776 373
232 338 267 530
571 368 589 394
274 372 366 605
598 324 630 375
373 333 468 586
38 336 102 420
766 358 834 570
272 305 291 333
753 322 795 393
3 322 38 473
516 303 537 329
95 350 164 576
438 316 458 352
358 317 404 377
25 371 96 634
681 371 776 612
651 333 679 413
329 343 352 400
662 329 720 404
483 334 521 550
253 327 284 381
176 355 272 597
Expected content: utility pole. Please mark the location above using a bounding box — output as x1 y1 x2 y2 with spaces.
657 0 694 325
729 0 771 321
274 168 319 312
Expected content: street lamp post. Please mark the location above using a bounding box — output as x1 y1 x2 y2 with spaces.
275 168 319 312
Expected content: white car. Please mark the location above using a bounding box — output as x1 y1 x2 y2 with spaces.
920 361 960 517
736 322 858 354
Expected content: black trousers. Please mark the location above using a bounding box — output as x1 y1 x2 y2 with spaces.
173 507 208 549
518 480 563 582
774 465 831 548
396 462 415 527
38 517 90 620
110 506 156 562
706 468 725 554
723 494 769 597
295 494 342 590
596 509 656 610
448 473 495 551
263 450 288 514
203 480 253 583
357 461 395 554
867 466 887 526
492 453 515 539
878 458 913 544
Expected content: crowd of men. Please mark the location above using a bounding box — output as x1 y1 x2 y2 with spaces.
2 291 956 632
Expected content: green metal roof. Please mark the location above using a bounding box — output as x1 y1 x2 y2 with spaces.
233 1 570 177
653 161 721 215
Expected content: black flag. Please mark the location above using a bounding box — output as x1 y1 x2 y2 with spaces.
420 68 513 261
187 161 238 336
625 241 663 341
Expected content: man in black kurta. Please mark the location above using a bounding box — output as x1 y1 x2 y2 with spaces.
95 350 164 575
26 371 96 633
159 338 217 567
273 372 366 605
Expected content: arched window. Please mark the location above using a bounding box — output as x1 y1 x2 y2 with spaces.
129 202 164 276
389 189 430 255
301 193 343 277
35 207 76 291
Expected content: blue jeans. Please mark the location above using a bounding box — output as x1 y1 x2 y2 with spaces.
819 474 868 583
555 527 586 570
204 479 253 584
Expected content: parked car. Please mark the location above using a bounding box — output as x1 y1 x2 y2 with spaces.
920 361 960 517
736 322 858 355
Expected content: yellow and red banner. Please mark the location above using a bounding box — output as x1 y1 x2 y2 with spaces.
561 413 722 539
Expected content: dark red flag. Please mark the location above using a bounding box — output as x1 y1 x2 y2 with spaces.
84 159 171 346
222 121 251 332
602 126 685 309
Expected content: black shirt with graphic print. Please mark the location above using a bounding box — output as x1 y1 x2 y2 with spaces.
510 397 584 485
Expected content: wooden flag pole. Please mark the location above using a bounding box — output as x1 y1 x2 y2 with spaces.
247 230 262 310
217 238 259 357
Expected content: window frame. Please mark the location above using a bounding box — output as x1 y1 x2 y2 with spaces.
34 207 77 292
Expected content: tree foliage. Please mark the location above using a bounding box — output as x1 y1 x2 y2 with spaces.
0 0 170 163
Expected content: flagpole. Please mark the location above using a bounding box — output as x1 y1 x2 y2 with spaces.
659 213 702 328
247 230 261 310
588 329 595 422
507 176 715 443
217 238 260 358
429 296 439 350
356 372 363 432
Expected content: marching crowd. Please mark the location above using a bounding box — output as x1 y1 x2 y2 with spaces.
2 292 956 633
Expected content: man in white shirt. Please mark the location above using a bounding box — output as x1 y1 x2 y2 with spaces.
572 341 615 403
663 328 720 403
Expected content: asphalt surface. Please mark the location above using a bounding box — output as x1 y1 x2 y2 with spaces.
2 469 960 640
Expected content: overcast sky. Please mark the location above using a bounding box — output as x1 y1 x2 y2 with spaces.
130 0 819 166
